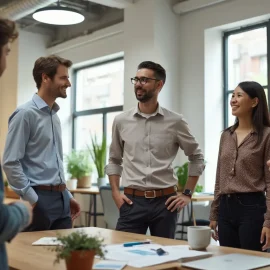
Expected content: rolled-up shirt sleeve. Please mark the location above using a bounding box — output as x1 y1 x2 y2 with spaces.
176 117 205 176
105 118 124 176
3 109 38 205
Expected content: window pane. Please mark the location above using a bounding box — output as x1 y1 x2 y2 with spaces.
106 111 122 147
75 114 103 150
228 27 267 90
75 59 124 111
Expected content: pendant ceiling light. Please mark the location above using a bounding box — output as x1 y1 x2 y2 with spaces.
33 0 85 25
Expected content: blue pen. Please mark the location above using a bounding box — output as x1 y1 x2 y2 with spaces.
123 241 151 247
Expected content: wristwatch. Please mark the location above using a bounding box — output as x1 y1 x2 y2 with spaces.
182 189 192 198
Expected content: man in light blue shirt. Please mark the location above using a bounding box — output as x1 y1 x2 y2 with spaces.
3 55 80 231
0 18 32 270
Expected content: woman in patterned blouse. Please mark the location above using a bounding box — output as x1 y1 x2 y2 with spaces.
209 81 270 251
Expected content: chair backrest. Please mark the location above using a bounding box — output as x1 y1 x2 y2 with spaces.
99 185 124 229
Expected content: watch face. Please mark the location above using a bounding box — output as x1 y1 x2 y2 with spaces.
183 189 192 195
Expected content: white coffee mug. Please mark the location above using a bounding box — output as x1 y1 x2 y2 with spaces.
187 226 214 250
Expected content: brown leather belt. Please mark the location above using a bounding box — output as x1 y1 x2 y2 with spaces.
124 186 177 198
34 184 66 192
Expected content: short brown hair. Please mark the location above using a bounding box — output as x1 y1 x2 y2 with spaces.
0 18 18 56
33 55 72 89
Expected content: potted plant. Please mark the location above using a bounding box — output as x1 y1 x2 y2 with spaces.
65 150 93 188
174 162 204 193
87 134 107 187
51 230 105 270
174 162 189 192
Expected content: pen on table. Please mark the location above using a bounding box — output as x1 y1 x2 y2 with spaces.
123 241 151 247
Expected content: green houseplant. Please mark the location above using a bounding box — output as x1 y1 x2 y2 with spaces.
65 150 93 188
174 162 203 193
87 134 107 187
51 230 105 270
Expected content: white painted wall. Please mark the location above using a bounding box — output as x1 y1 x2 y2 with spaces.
17 31 50 106
0 39 18 159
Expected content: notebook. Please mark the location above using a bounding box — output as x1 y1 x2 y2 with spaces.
182 253 270 270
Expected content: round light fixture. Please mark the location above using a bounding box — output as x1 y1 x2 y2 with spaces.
33 4 84 25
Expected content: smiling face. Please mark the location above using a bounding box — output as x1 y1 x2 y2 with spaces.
230 86 258 118
133 68 163 103
43 64 71 99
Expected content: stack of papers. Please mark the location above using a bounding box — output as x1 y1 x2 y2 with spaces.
103 244 212 268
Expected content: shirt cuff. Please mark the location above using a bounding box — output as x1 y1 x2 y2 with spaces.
12 203 30 231
66 189 73 199
188 162 205 176
22 187 38 205
105 164 123 176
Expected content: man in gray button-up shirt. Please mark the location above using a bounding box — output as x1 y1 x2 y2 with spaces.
3 55 80 231
105 61 205 238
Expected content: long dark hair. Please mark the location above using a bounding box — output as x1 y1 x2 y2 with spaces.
228 81 270 141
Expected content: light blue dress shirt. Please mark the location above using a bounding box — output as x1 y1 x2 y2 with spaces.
3 94 72 205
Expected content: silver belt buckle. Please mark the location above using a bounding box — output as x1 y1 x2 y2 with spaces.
144 190 156 198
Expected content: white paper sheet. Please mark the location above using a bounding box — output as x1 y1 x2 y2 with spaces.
103 244 212 268
32 237 62 246
93 260 127 270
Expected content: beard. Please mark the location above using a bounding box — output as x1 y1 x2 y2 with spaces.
57 86 67 98
135 87 155 103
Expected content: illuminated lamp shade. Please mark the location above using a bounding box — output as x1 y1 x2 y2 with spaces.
33 6 84 25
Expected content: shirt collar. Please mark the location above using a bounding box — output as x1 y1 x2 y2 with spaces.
32 94 60 113
229 126 257 135
132 103 164 117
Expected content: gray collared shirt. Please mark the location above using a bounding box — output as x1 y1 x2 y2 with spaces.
3 94 72 205
105 105 205 190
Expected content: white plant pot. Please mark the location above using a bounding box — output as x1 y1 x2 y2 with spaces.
66 179 78 190
97 177 107 187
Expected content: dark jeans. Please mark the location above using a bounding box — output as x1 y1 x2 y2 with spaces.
116 193 177 239
218 192 266 251
23 188 72 231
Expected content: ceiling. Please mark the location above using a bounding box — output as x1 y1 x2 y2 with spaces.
0 0 124 47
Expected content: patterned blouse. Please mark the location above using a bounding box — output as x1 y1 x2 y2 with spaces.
210 127 270 228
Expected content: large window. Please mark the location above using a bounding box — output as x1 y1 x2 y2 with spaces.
72 58 124 158
223 22 270 127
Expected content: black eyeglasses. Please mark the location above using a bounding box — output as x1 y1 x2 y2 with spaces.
130 77 160 85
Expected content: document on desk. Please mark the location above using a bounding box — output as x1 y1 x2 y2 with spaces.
93 260 127 270
103 244 212 268
32 237 62 246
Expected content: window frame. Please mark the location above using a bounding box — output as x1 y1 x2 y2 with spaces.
71 57 124 149
223 21 270 128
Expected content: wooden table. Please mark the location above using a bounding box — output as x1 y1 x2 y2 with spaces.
191 194 214 202
69 186 103 227
7 227 270 270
